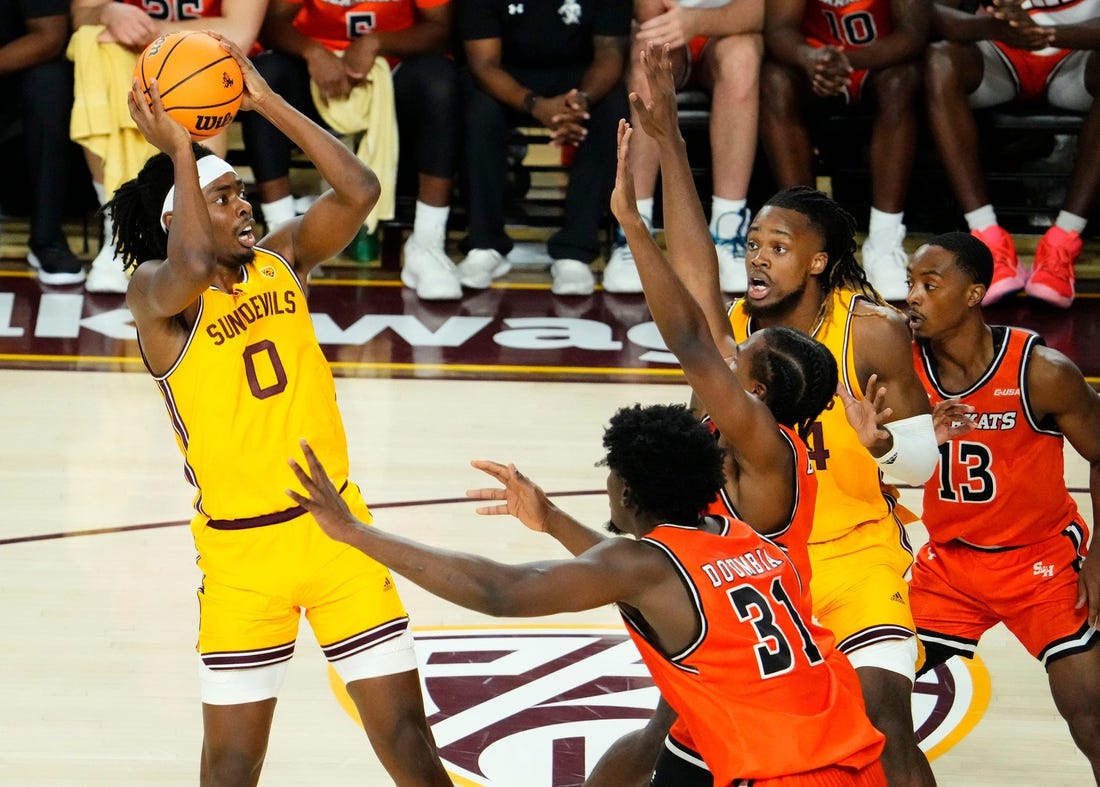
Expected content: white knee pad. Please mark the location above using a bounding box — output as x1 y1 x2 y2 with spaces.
845 636 918 683
199 659 289 705
330 627 420 685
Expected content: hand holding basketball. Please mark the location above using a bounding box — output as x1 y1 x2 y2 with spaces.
127 77 192 156
134 31 244 139
204 31 272 112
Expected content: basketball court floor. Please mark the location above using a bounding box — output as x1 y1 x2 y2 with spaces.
1 252 1097 785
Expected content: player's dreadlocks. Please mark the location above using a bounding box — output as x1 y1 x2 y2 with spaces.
105 142 215 272
602 403 727 527
764 187 890 325
753 325 840 441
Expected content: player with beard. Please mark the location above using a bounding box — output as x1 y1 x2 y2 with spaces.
108 35 450 787
723 185 941 785
596 43 944 786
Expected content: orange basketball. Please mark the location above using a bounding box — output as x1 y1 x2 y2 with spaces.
134 31 244 140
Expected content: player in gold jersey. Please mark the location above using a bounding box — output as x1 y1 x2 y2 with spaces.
640 52 942 780
107 35 450 787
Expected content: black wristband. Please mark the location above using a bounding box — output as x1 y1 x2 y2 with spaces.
522 90 540 114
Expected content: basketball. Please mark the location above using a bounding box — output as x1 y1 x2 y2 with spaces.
134 31 244 140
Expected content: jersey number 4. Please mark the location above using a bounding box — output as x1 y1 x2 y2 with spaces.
729 577 823 679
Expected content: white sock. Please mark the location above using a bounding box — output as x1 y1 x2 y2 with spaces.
964 205 998 232
262 196 296 229
868 208 903 239
413 201 449 246
93 181 107 207
637 198 655 230
1055 211 1087 234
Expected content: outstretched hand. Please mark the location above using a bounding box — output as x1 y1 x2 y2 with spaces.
932 398 976 443
286 440 363 545
466 460 555 533
837 374 894 448
630 43 683 146
610 119 641 227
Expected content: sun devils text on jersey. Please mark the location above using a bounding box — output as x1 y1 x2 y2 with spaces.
142 247 349 521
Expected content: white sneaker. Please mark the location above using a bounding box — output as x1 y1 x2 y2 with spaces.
602 243 643 294
84 241 129 293
715 243 747 294
713 207 749 294
401 234 462 301
550 259 595 296
861 226 909 302
457 248 510 289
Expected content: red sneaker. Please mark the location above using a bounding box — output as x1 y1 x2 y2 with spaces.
971 225 1025 305
1025 226 1080 308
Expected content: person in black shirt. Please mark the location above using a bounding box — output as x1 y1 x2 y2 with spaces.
456 0 630 295
0 0 86 284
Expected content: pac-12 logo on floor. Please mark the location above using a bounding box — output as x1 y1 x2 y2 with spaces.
331 626 988 786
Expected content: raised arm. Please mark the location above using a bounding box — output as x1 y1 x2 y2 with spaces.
611 120 797 534
631 44 733 352
124 81 218 323
1027 347 1100 626
210 35 381 274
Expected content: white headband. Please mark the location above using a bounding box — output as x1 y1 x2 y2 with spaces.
160 155 237 232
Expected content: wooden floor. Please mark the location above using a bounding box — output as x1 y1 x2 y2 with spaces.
0 232 1097 785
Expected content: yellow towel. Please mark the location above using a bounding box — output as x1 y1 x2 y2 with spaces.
67 26 157 198
311 56 399 233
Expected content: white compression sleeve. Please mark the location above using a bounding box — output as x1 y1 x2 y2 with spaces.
875 413 938 486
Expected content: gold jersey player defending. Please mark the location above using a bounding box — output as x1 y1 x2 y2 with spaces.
612 44 945 787
723 190 940 785
109 34 450 786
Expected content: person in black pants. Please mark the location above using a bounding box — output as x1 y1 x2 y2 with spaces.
457 0 630 296
241 0 463 300
0 0 85 284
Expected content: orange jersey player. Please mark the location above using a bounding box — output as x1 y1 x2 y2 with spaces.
288 403 888 786
905 232 1100 778
626 516 886 785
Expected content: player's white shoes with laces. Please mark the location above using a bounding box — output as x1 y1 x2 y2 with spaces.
861 226 909 302
401 232 462 301
456 248 511 289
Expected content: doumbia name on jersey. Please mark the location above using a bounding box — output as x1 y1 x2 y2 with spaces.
206 290 299 345
701 548 786 587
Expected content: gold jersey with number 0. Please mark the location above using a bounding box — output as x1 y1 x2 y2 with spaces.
144 247 349 521
729 289 892 544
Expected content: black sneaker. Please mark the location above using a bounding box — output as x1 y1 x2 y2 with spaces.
28 245 86 286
